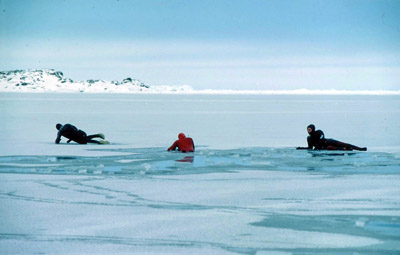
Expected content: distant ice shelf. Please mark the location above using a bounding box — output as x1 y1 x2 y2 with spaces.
1 69 399 95
179 88 400 95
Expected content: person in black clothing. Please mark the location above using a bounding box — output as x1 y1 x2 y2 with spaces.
55 123 109 144
297 124 367 151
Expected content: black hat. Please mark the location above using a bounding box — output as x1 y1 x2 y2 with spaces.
307 124 315 132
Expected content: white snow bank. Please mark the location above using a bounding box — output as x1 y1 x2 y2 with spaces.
0 69 151 93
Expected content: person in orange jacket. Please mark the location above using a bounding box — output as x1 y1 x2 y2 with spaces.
167 133 195 153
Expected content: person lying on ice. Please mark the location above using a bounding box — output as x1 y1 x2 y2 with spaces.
296 124 367 151
55 123 109 144
167 133 195 153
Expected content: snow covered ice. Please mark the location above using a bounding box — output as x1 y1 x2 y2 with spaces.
1 92 400 254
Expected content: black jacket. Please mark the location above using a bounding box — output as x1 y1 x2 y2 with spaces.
307 129 325 150
55 124 87 144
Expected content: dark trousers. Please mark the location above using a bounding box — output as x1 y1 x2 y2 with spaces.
73 131 102 144
86 134 104 144
324 139 363 151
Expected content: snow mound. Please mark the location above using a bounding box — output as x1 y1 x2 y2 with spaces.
0 69 155 93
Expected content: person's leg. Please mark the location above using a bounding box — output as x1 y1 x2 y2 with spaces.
71 131 88 144
325 139 349 150
337 141 366 151
86 138 109 144
69 130 88 144
87 133 104 140
86 139 101 144
73 139 87 144
326 145 339 150
348 144 367 151
326 139 366 151
86 133 109 144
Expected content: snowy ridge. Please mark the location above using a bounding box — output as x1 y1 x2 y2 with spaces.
0 69 152 93
1 69 399 95
0 69 193 93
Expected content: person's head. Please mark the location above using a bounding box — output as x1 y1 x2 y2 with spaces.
56 123 62 130
307 124 315 134
178 133 186 139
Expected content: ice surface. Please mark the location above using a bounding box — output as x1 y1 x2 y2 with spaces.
1 148 399 175
0 93 399 254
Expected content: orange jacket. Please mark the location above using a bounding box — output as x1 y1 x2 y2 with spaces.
168 133 195 152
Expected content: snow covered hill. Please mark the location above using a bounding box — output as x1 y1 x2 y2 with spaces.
0 69 192 93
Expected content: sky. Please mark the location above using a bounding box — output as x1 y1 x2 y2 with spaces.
1 0 399 90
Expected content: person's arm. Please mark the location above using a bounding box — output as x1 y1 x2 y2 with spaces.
307 135 313 149
167 140 178 151
314 130 325 150
190 138 195 152
55 131 62 144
